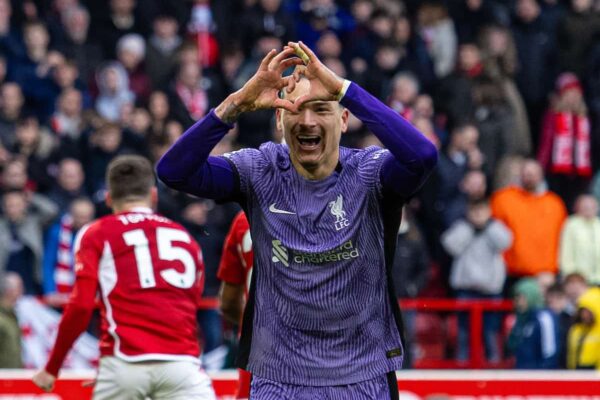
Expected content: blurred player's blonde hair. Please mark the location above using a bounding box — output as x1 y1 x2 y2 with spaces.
106 155 155 203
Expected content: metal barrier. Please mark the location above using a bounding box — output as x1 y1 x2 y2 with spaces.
197 297 515 370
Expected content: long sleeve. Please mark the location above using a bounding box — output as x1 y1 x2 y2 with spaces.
156 110 238 200
45 276 97 377
440 220 475 256
483 220 513 252
340 82 438 197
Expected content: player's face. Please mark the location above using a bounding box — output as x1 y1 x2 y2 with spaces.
278 79 348 176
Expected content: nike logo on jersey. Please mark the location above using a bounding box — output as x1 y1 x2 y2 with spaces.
269 203 295 215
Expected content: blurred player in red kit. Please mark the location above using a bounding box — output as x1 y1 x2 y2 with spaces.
33 155 216 399
217 211 253 399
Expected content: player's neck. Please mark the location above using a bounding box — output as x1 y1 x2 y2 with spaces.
112 201 154 214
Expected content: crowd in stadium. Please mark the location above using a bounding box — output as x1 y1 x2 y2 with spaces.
0 0 599 372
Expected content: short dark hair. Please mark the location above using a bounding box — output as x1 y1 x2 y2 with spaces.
106 155 155 202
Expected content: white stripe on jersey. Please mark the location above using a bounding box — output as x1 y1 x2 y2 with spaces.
99 242 120 357
72 222 93 254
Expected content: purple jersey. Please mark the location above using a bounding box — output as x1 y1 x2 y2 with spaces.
223 143 405 385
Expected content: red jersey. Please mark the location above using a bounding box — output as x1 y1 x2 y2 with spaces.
76 207 204 361
217 211 253 399
217 211 253 295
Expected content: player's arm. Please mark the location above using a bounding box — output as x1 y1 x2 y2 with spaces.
217 215 249 324
156 48 303 200
219 282 245 324
32 276 98 391
289 41 438 197
33 224 101 392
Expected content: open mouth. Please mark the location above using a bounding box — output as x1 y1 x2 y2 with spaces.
297 135 321 150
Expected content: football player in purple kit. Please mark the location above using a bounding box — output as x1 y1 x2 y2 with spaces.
157 42 437 399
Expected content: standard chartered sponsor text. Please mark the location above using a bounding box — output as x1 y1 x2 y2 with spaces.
272 240 360 265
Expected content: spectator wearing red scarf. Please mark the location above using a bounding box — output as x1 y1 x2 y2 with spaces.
538 72 592 209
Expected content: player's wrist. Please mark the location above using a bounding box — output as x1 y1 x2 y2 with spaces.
215 93 246 124
335 79 351 102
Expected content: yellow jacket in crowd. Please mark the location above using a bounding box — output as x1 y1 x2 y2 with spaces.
567 287 600 370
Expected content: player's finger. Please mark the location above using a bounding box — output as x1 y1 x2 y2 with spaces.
292 94 311 110
288 42 310 65
285 74 296 94
258 49 277 71
293 65 307 82
273 98 297 113
268 47 295 71
298 41 319 64
277 57 304 74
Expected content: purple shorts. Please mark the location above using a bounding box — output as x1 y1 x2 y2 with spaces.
249 372 399 400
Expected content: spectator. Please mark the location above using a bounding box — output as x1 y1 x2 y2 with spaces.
116 33 151 102
11 117 56 193
450 0 510 44
436 123 483 229
168 61 223 127
83 122 132 199
491 159 567 287
363 40 421 100
511 0 558 146
145 14 182 91
240 0 296 57
442 198 512 362
435 43 483 127
94 61 135 122
47 158 87 214
392 207 430 368
295 0 355 49
0 272 23 368
147 90 171 138
562 272 589 313
478 24 531 156
566 287 600 369
471 75 519 180
416 1 457 79
11 22 66 120
556 0 600 78
446 169 489 230
538 73 592 208
1 157 32 191
50 87 84 146
0 82 25 147
91 0 144 59
57 5 104 86
392 15 436 91
387 72 419 121
42 197 95 307
559 195 600 286
545 282 573 368
507 277 560 369
0 189 58 295
0 0 24 60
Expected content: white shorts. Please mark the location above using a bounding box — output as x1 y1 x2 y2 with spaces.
92 356 216 400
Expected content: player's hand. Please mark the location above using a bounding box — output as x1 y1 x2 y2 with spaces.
287 41 345 108
32 370 56 392
238 47 303 112
215 47 303 123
